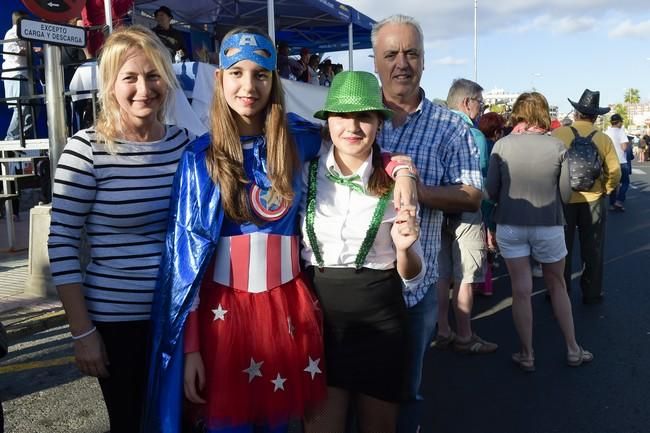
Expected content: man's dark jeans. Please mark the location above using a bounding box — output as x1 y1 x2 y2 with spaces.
563 198 606 302
609 163 630 205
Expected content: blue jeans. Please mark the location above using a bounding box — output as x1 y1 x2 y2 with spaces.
397 284 438 433
610 163 630 205
4 75 33 140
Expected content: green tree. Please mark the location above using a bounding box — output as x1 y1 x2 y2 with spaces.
488 103 508 114
624 88 640 104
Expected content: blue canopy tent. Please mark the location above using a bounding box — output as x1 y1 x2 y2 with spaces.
133 0 376 64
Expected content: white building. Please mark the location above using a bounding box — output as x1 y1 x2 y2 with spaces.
484 88 558 119
484 88 519 107
624 103 650 129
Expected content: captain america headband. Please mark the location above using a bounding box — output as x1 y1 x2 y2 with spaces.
219 33 277 71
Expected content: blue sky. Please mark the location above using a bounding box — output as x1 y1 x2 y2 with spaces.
330 0 650 114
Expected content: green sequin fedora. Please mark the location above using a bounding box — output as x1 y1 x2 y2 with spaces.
314 71 393 120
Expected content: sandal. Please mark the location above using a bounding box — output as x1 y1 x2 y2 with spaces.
453 334 498 354
567 347 594 367
433 331 456 350
512 352 536 372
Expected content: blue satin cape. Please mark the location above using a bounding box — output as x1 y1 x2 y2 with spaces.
142 134 224 432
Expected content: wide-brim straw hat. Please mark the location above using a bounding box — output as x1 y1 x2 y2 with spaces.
314 71 393 120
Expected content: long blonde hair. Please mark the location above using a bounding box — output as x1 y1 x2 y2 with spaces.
207 27 298 223
95 25 178 152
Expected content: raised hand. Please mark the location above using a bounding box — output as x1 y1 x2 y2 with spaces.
391 208 420 252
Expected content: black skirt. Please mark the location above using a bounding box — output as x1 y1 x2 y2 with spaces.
306 266 408 403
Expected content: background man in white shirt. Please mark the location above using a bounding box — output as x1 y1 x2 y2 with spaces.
2 10 33 140
605 113 629 211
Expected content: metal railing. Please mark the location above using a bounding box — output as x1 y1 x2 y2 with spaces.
1 36 44 250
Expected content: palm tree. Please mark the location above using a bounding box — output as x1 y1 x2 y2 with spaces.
624 88 640 104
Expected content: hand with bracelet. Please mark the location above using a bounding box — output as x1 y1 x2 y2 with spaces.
387 154 418 215
72 325 110 378
60 286 110 379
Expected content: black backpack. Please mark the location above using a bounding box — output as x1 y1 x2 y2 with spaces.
566 127 602 191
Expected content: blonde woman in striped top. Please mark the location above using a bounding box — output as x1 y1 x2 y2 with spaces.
47 25 192 433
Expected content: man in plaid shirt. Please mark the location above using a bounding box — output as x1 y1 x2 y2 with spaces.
373 14 483 433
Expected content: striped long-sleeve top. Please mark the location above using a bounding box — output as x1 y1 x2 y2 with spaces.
48 126 193 322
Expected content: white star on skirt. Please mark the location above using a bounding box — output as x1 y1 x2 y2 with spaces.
304 356 322 380
212 304 228 321
271 373 287 392
242 358 264 383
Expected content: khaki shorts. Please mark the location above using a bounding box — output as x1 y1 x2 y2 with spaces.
437 216 486 284
495 224 566 263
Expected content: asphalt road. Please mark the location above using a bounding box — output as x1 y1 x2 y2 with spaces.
0 325 108 433
1 163 649 433
422 162 650 433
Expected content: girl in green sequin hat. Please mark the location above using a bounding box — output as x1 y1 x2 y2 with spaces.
301 70 424 433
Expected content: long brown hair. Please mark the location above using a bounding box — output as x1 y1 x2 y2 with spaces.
368 140 394 197
206 27 298 223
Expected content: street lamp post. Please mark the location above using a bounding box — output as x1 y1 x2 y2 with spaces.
473 0 477 81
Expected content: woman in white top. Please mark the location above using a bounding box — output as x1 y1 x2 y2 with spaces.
301 71 425 433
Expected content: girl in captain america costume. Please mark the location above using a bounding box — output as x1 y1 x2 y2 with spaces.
142 26 417 433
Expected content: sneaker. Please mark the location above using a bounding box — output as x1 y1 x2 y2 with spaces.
532 263 543 278
433 331 456 350
453 334 498 354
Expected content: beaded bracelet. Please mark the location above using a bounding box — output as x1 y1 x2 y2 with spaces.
71 326 97 341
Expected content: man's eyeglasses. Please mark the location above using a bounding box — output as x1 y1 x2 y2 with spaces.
471 97 485 107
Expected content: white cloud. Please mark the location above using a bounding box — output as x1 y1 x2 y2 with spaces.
433 56 468 65
345 0 648 41
510 15 550 33
554 16 596 33
501 14 595 34
609 19 650 38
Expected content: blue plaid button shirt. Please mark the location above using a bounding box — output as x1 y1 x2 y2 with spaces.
377 92 482 307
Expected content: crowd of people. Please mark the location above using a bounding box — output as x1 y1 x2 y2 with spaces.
277 42 343 87
0 3 637 433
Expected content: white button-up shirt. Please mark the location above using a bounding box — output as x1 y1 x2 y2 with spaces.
2 25 27 79
300 144 425 291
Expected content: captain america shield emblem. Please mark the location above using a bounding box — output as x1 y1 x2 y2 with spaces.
250 184 289 221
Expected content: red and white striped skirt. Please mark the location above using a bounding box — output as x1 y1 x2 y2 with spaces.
196 263 326 429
